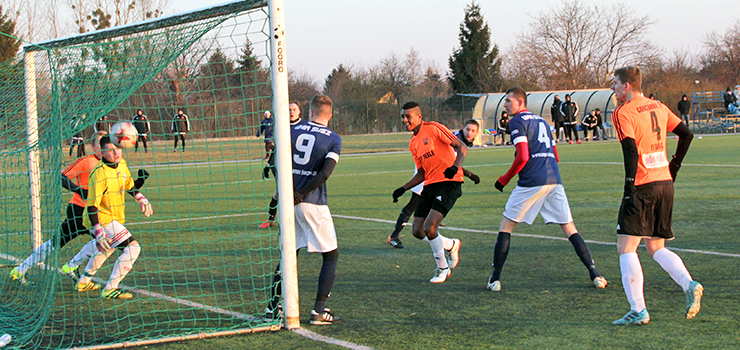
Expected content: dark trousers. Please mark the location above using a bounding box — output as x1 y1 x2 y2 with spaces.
174 134 186 149
582 125 597 139
553 121 564 140
135 135 148 150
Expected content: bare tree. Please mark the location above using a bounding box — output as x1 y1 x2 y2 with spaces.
512 0 660 89
702 21 740 87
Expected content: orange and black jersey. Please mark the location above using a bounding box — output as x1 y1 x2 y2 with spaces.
409 121 464 185
613 95 682 186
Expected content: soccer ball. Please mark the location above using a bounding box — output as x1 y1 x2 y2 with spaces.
111 122 138 148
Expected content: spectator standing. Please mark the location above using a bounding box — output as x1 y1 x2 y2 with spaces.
171 109 191 152
257 110 275 160
677 95 691 125
594 108 607 140
550 95 564 142
498 111 510 145
132 109 151 153
560 94 581 144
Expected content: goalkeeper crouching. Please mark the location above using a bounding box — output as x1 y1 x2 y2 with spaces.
75 135 154 299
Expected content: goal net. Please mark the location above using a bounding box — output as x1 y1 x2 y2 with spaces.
0 0 296 348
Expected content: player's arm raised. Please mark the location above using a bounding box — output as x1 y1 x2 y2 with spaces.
294 158 337 205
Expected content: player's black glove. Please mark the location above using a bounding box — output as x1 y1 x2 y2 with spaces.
669 156 681 182
77 187 88 199
392 187 406 203
622 186 638 216
134 169 150 189
443 165 458 179
468 173 480 185
494 180 505 192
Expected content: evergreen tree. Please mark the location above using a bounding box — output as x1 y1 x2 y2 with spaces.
237 42 262 72
448 1 502 93
323 64 351 101
0 6 21 62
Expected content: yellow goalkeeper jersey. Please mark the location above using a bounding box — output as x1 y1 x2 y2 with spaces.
83 158 134 227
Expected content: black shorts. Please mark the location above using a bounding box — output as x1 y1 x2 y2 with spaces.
414 181 462 218
617 180 674 239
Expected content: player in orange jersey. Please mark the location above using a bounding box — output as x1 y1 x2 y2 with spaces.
610 66 702 326
392 102 466 283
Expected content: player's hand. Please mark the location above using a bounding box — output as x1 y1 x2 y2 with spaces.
621 192 639 216
468 172 480 185
392 187 406 203
669 157 681 182
91 224 110 252
443 166 458 179
135 193 153 217
494 180 505 192
293 190 305 205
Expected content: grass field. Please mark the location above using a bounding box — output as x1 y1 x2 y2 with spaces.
5 132 740 349
134 132 740 349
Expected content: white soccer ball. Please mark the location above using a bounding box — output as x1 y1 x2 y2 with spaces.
110 121 138 148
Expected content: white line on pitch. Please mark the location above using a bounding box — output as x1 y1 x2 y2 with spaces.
332 214 740 258
293 328 375 350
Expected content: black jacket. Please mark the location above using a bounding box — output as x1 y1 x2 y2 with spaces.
677 99 691 115
560 101 579 123
551 100 563 123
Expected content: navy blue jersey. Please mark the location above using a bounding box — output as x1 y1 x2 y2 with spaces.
291 121 342 205
259 117 275 140
509 111 561 187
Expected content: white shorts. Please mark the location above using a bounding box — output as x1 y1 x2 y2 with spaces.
294 203 337 253
503 184 573 225
102 220 133 248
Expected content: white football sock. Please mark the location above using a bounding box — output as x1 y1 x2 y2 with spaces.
652 248 693 291
422 237 429 242
17 240 54 274
67 240 97 269
437 234 454 250
619 252 646 312
79 249 113 285
428 236 448 269
105 244 140 290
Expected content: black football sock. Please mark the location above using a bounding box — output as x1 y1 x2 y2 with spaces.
267 197 278 221
569 233 599 280
390 206 413 239
491 232 511 282
313 249 338 313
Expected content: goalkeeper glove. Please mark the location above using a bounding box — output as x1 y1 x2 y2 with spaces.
669 156 680 182
392 187 406 203
443 165 458 179
91 224 110 252
135 193 153 217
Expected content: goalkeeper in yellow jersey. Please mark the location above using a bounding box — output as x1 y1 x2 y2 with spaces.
76 135 154 299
